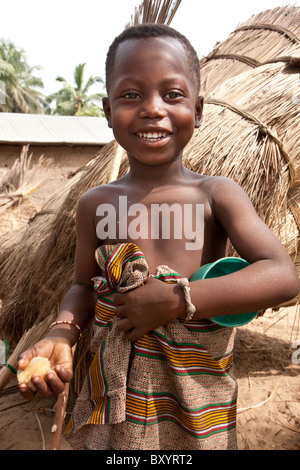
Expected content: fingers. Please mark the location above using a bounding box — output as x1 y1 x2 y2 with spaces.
115 316 140 340
44 369 67 395
113 292 126 306
126 329 140 342
17 347 37 370
54 364 73 383
114 303 127 318
116 317 148 342
117 317 132 331
18 383 37 401
17 340 73 400
126 327 148 342
19 369 68 400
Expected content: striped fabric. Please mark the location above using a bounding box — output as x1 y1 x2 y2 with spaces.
65 243 237 450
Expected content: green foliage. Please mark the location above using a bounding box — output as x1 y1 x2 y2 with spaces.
0 40 105 116
0 38 47 113
48 63 105 116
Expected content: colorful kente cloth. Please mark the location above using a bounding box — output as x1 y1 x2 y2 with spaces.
65 243 237 450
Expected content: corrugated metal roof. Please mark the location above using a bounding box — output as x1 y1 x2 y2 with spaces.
0 112 114 145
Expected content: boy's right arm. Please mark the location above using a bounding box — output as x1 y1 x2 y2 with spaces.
18 190 102 400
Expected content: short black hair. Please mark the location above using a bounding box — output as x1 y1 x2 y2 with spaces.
105 23 200 95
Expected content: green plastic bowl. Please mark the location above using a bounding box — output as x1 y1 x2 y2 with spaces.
190 257 258 327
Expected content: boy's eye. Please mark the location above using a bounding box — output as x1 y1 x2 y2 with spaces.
165 91 183 100
123 92 140 99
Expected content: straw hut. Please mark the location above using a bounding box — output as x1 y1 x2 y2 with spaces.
190 4 300 289
185 58 299 274
0 3 299 394
200 5 300 95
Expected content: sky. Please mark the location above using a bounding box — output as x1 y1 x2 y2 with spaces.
0 0 299 97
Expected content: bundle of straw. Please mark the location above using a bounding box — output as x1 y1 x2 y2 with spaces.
0 145 54 233
200 5 300 95
193 4 300 305
184 58 300 274
126 0 182 27
0 140 117 327
0 141 121 393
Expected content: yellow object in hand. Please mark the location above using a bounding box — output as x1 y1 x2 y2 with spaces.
17 357 51 392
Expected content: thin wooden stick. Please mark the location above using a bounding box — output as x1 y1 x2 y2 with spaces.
48 382 70 450
247 312 289 349
49 344 76 450
108 143 124 183
35 411 46 450
237 383 279 414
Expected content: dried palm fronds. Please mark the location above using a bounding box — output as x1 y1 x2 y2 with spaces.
0 140 116 313
126 0 182 27
0 145 54 236
189 58 299 241
192 5 300 307
0 141 120 393
202 6 300 307
200 5 300 95
183 57 300 295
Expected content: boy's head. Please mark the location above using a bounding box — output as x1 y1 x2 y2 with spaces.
105 23 200 96
103 24 204 165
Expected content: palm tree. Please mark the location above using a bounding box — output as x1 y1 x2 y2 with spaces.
49 63 104 116
0 39 47 113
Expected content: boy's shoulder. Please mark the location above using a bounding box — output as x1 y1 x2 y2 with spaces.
189 171 243 193
78 172 246 213
79 173 244 200
189 172 252 214
78 177 126 205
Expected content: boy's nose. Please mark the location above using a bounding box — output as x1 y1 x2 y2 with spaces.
139 96 167 119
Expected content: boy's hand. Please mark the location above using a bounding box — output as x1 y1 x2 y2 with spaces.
113 277 185 341
17 337 73 401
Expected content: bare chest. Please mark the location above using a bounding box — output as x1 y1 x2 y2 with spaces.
94 188 227 278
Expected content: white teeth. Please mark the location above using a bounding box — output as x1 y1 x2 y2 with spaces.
137 132 168 140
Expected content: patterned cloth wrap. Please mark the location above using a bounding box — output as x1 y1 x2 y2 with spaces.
65 243 237 450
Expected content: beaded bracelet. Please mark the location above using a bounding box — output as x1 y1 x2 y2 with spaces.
49 320 83 341
177 278 196 321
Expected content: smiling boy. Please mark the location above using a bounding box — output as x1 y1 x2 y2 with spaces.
18 24 299 450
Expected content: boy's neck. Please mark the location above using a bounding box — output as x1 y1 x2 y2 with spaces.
127 155 187 188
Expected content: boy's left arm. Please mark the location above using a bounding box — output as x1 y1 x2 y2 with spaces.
114 178 299 340
191 177 300 318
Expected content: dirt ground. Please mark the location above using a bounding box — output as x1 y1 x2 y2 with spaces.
0 168 299 451
0 306 299 451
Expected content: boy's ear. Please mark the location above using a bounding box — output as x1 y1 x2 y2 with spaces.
102 97 112 128
194 96 204 128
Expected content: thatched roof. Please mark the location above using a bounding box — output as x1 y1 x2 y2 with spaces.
200 5 300 94
186 59 300 255
194 4 300 262
0 4 299 394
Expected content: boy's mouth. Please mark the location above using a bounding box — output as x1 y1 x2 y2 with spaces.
136 131 169 142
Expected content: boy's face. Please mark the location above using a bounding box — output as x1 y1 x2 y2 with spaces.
103 37 203 167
